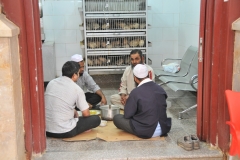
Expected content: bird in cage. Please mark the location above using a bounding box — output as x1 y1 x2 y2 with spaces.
86 24 91 30
106 43 112 48
129 39 139 47
118 22 125 29
107 58 111 65
87 57 93 66
95 40 101 48
99 56 107 65
92 23 100 30
93 57 101 66
111 41 116 48
129 23 134 29
102 23 109 30
123 24 131 30
122 38 129 48
115 40 121 47
138 39 145 47
116 57 124 66
139 23 146 29
125 56 130 65
132 22 139 29
87 41 97 49
101 41 106 48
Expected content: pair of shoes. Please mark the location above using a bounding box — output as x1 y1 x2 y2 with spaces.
177 135 200 151
190 135 200 150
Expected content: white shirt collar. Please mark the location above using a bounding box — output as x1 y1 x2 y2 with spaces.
137 78 152 87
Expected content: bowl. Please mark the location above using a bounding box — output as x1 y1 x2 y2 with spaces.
99 105 120 121
99 120 107 127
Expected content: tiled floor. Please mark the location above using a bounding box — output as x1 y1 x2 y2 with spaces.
35 75 223 160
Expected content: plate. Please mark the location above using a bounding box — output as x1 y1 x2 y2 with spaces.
77 110 101 117
90 110 101 115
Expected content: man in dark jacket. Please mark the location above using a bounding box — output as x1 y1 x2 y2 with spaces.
113 64 171 138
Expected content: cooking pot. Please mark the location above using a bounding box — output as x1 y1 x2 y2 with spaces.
99 105 120 121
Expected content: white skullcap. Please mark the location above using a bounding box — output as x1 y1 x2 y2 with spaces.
133 64 148 78
71 54 83 62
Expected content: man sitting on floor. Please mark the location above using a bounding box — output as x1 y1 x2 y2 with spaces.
113 64 171 139
45 61 101 138
71 54 107 109
110 49 155 109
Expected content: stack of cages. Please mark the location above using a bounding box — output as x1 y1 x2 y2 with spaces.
82 0 148 74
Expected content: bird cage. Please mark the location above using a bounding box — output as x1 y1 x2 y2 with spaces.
86 53 147 68
84 0 146 12
81 0 149 73
85 17 146 31
86 36 146 50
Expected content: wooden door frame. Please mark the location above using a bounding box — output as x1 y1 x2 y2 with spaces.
198 0 240 152
0 0 46 158
1 0 240 157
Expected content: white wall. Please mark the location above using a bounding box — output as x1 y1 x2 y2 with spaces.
42 0 83 76
148 0 179 69
178 0 200 58
42 0 200 75
148 0 200 69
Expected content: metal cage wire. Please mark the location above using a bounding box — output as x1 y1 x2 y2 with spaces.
87 54 147 67
85 0 146 12
85 17 146 31
86 36 146 49
82 0 148 71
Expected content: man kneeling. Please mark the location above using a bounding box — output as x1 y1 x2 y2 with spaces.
45 61 101 138
113 64 171 139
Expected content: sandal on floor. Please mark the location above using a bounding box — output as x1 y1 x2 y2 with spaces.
190 135 200 150
177 136 193 151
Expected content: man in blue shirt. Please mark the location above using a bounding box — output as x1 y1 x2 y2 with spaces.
71 54 107 109
113 64 171 138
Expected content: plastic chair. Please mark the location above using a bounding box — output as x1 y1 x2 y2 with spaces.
225 90 240 159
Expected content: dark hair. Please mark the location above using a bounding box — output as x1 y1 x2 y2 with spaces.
62 61 80 78
130 49 143 57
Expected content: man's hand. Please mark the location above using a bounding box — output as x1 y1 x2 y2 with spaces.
100 95 107 105
82 109 90 117
95 89 107 105
120 94 129 105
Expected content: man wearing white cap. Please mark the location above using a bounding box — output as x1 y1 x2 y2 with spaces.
110 49 155 110
71 54 107 109
113 64 171 138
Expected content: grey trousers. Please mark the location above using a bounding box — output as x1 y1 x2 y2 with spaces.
113 114 135 135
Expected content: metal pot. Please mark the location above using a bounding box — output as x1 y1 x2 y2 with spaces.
99 105 120 121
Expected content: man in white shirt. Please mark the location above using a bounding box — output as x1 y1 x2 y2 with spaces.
45 61 101 138
110 49 155 109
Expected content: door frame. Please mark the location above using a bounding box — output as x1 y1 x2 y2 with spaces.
0 0 46 158
197 0 240 152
